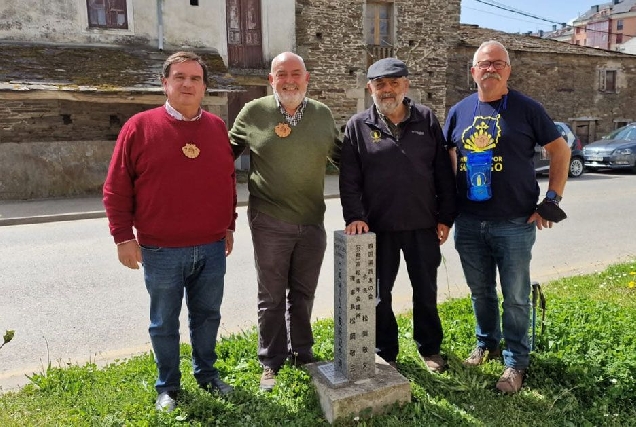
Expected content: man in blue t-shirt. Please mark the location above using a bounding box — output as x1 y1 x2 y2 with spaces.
443 40 571 394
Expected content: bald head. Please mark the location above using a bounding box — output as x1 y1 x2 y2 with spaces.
269 52 310 112
271 52 306 73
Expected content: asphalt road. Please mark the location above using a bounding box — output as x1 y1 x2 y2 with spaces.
1 171 635 392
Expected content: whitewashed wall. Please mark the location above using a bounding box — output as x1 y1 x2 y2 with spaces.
0 0 296 66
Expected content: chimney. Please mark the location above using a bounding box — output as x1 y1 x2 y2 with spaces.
553 24 557 31
613 0 620 5
539 30 544 37
592 5 600 12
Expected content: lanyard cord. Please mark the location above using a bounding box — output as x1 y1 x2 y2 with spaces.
472 94 508 141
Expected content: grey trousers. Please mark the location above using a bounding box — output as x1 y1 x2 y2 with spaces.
248 208 327 371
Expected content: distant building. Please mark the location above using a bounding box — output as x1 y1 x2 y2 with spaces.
572 0 636 51
544 25 575 43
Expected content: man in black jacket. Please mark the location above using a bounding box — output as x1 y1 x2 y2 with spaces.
339 57 457 373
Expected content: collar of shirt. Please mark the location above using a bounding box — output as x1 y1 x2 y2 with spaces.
377 99 411 139
164 101 202 121
274 94 307 127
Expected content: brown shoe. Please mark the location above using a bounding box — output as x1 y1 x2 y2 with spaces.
259 367 277 392
463 346 502 366
421 354 447 373
496 367 525 394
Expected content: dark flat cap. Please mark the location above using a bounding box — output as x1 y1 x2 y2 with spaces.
367 58 409 80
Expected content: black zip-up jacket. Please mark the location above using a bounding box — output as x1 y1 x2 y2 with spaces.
339 99 457 231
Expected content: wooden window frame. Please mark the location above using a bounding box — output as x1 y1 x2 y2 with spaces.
365 1 394 47
599 69 617 93
467 61 477 90
87 0 128 30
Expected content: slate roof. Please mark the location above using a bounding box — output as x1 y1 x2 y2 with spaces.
573 0 636 23
0 41 243 94
458 24 631 57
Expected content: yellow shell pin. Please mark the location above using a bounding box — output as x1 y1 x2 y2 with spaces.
182 143 200 159
275 123 292 138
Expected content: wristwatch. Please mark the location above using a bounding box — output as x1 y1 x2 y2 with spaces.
545 190 562 203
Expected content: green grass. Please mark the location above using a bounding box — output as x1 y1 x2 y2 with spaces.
1 261 635 426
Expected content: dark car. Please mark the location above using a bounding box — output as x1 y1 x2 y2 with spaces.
534 121 584 178
584 123 636 173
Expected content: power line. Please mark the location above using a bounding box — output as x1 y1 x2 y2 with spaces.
467 0 636 42
463 5 554 27
472 0 566 26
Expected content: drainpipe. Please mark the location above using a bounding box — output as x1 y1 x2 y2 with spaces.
157 0 164 51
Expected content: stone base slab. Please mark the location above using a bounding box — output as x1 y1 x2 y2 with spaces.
306 358 411 424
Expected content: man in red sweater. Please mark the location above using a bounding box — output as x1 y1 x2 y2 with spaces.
103 52 237 412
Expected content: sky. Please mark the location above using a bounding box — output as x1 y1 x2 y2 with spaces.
460 0 607 34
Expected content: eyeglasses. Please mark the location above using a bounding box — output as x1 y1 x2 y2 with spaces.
475 60 509 70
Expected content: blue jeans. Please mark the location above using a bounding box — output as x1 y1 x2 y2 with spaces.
454 214 536 369
141 240 226 393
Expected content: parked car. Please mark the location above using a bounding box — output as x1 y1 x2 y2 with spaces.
584 123 636 173
534 121 584 178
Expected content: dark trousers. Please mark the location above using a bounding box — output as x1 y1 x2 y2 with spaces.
375 228 443 362
249 208 327 371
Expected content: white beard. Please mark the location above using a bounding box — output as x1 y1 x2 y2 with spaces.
275 87 306 111
373 92 405 116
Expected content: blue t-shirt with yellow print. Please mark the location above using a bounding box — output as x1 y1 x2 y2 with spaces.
443 89 561 220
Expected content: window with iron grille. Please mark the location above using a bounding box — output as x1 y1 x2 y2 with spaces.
87 0 128 29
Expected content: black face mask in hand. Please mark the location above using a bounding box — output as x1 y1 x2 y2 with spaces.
536 199 567 222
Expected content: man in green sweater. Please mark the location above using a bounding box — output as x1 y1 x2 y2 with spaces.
229 52 340 391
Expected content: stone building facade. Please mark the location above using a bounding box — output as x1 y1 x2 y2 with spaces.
296 0 461 125
0 43 231 200
2 2 636 200
447 25 636 143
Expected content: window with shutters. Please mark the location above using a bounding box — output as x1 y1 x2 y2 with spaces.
599 69 617 93
87 0 128 29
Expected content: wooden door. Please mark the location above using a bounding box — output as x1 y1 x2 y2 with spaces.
227 0 263 68
228 85 267 170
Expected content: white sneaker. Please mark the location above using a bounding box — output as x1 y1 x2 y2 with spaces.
155 391 177 412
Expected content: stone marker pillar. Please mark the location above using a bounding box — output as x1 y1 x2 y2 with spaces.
307 231 411 424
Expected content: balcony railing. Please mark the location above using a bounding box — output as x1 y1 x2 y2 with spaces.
366 45 395 64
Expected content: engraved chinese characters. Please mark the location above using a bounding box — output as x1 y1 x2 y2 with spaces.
333 231 376 382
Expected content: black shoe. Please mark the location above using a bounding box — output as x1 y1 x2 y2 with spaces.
199 377 233 396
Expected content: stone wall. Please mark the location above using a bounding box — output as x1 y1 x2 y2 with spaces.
295 0 461 127
0 100 151 143
0 97 227 200
0 140 115 200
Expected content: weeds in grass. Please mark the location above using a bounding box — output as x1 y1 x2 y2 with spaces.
1 261 635 426
1 330 14 351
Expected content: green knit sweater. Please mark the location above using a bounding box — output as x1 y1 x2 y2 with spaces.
229 95 339 225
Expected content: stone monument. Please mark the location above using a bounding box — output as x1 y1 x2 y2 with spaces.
305 231 411 424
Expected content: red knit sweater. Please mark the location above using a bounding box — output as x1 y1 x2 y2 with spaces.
103 107 237 247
